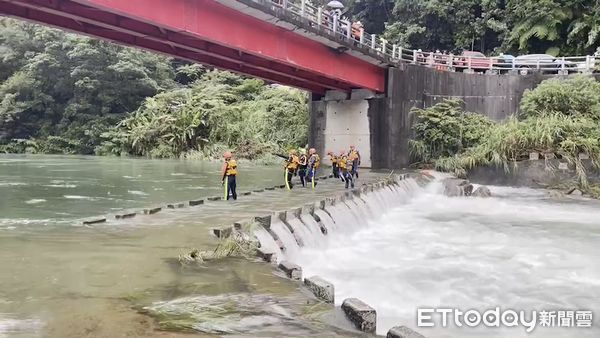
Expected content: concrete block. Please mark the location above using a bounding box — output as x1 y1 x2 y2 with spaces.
304 276 334 303
387 326 426 338
278 261 302 280
189 199 204 206
279 185 286 188
256 248 275 263
290 207 302 218
303 203 315 215
265 187 275 190
233 220 248 230
212 227 232 238
83 217 106 225
276 210 288 222
167 203 185 209
341 298 377 333
207 196 222 201
319 199 327 210
254 215 272 229
242 191 252 196
253 189 264 193
115 212 136 220
328 174 334 178
143 207 162 215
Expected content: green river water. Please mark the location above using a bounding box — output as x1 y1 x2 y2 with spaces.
0 154 384 338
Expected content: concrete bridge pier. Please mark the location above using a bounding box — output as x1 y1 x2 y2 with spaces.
309 89 380 169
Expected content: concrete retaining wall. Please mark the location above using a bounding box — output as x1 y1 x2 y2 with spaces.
468 159 600 188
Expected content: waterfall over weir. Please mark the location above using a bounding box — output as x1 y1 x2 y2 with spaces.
252 176 423 263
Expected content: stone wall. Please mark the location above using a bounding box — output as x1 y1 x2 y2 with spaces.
467 159 600 188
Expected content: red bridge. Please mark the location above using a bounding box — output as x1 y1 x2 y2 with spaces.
0 0 387 94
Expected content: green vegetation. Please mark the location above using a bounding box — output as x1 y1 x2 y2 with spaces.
0 19 308 159
350 0 600 55
96 71 307 159
410 76 600 190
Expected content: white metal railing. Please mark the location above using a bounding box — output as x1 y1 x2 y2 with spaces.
249 0 600 75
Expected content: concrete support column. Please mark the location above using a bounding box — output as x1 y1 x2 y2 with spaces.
308 91 374 168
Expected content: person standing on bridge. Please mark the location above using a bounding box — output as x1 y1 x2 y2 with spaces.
221 151 238 200
306 148 321 189
284 149 300 190
348 145 361 179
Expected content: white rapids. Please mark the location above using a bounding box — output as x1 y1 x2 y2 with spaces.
255 176 600 337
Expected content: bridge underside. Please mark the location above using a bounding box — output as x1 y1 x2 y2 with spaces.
0 0 386 94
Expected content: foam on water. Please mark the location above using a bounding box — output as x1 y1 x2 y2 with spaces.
283 177 600 338
25 199 46 205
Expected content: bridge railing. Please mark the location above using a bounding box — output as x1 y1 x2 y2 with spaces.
251 0 599 75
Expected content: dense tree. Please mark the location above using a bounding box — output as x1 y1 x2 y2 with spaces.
376 0 599 55
0 19 308 158
0 18 175 154
97 71 308 159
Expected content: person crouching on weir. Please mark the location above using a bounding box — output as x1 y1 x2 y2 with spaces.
221 151 237 200
348 145 361 179
284 149 299 190
327 151 339 178
338 150 354 189
306 148 320 189
298 149 308 188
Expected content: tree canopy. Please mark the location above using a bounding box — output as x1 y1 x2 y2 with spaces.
348 0 600 55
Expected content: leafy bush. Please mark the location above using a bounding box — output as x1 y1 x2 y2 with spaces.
434 114 600 185
520 75 600 119
409 99 495 163
99 70 308 159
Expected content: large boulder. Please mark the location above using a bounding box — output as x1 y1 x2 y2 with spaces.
472 186 492 197
442 178 473 197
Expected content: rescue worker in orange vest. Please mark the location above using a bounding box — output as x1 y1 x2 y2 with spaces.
338 150 354 189
284 149 300 190
221 151 237 200
306 148 320 189
298 149 308 188
327 151 339 179
348 145 361 179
